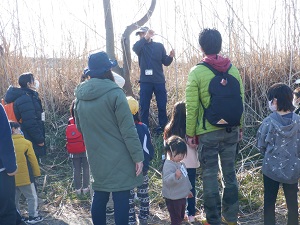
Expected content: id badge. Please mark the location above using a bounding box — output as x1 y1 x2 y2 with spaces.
145 69 153 75
180 164 188 177
41 112 45 121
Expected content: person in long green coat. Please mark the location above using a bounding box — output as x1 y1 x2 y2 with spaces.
74 51 144 225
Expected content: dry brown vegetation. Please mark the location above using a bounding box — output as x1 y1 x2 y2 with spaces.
1 0 300 224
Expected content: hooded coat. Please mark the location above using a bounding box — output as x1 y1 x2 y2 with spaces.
257 112 300 184
4 86 46 157
74 78 144 192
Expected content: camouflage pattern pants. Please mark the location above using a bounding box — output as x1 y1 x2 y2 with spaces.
199 127 239 225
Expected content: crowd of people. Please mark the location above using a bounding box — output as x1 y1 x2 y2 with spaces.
0 27 299 225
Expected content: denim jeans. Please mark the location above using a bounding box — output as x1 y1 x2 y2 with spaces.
0 171 16 225
187 168 196 216
139 82 167 128
91 190 130 225
263 174 299 225
199 128 239 225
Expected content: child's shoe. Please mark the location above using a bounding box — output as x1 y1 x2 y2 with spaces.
139 219 148 225
188 215 195 222
75 189 81 195
201 219 210 225
26 216 44 224
82 187 89 195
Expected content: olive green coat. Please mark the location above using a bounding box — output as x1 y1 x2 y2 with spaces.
74 78 144 192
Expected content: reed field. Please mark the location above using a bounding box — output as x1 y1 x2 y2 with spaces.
0 0 299 224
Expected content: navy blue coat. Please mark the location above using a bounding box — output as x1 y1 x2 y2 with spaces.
5 86 46 157
135 122 154 173
0 104 17 173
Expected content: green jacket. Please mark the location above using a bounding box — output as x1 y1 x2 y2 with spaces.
74 78 144 192
186 64 244 136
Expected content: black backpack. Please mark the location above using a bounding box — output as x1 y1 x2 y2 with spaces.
199 62 243 132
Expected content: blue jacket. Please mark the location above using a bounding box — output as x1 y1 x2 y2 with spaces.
5 86 46 156
135 122 154 173
0 104 17 173
133 38 173 83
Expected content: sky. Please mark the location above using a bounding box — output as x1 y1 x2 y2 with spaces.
0 0 299 60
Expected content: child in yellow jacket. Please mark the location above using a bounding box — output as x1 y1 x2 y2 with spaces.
10 122 43 224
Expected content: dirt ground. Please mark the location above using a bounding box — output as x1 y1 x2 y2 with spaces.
30 198 289 225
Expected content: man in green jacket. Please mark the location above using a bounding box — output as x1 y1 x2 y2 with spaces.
185 29 244 225
74 51 144 225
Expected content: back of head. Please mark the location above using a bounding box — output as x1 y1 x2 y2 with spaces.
164 101 186 139
268 83 294 111
165 135 187 156
18 73 34 88
84 51 117 78
199 28 222 55
127 96 139 115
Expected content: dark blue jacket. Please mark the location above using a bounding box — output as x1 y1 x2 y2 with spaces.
135 122 154 173
133 38 173 83
5 86 46 157
0 104 17 173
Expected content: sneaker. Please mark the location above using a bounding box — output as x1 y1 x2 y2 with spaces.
201 219 210 225
75 189 81 195
222 216 237 225
82 187 89 195
188 215 195 222
106 207 114 215
139 219 148 225
26 216 44 224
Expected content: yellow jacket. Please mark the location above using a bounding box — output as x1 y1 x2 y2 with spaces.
12 134 41 186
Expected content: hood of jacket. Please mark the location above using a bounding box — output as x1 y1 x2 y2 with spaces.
75 78 120 101
202 54 231 72
268 112 298 138
5 86 27 103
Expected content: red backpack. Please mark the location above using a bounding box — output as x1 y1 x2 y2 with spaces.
65 117 86 154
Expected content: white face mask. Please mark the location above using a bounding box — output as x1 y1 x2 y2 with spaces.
34 80 40 90
293 99 299 108
268 100 277 112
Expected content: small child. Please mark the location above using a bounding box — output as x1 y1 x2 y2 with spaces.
256 83 300 225
69 100 90 195
164 101 200 223
162 135 192 225
10 122 43 224
127 96 154 225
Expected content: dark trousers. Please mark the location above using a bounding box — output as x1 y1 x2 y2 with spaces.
0 171 16 225
91 190 130 225
72 157 90 190
187 168 196 216
263 175 299 225
165 198 186 225
139 82 168 128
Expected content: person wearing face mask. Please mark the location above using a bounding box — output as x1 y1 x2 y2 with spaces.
257 83 300 225
4 73 46 159
292 87 300 114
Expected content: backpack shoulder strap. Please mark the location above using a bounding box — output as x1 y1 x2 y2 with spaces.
68 117 75 125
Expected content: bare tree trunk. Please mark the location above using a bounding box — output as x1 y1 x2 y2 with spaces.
121 0 156 96
102 0 156 96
